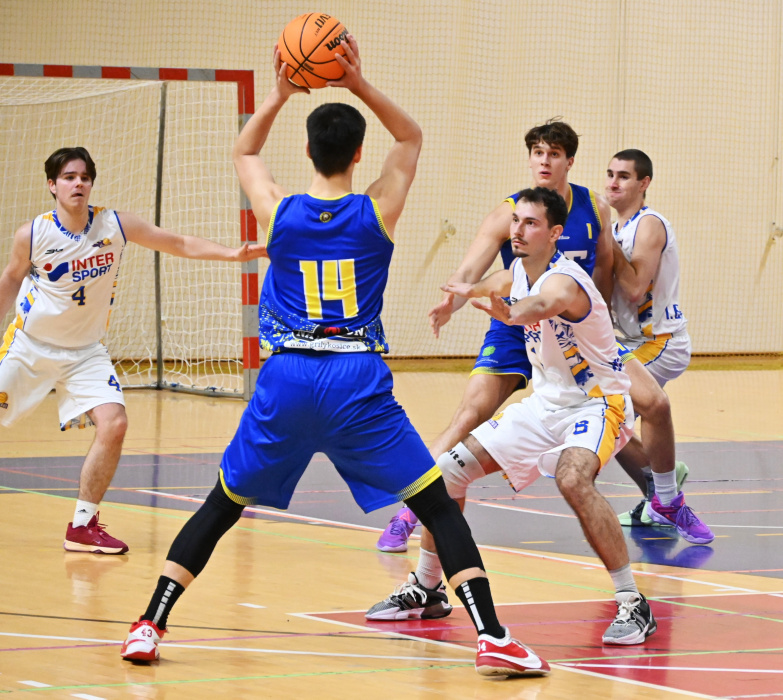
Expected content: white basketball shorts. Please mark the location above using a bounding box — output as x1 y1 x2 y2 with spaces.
471 391 634 492
622 330 691 387
0 326 125 430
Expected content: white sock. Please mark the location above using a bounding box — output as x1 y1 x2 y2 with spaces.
652 470 678 505
73 500 98 528
609 564 638 596
415 548 444 590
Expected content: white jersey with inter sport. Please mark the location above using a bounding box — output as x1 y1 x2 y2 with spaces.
611 206 687 341
15 206 125 348
509 252 630 409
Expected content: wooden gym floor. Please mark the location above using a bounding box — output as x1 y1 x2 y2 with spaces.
0 364 781 699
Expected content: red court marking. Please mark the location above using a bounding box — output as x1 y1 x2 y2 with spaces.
312 594 783 697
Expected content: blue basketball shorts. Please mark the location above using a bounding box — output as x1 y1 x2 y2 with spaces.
219 351 440 513
470 319 532 392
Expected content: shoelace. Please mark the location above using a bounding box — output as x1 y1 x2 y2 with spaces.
389 516 414 536
613 596 641 623
675 503 701 528
391 581 427 603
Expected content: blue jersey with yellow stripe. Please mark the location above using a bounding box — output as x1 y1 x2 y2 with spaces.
500 183 602 274
259 193 392 353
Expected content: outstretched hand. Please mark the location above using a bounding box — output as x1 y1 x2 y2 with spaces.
326 35 366 92
428 293 455 339
471 291 512 325
272 45 310 97
234 243 268 262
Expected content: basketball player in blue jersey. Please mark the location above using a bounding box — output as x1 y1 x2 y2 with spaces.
122 36 550 678
372 121 692 619
0 146 266 556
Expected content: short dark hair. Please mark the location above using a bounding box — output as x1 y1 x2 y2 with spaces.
524 118 579 159
45 146 96 183
516 186 568 229
306 103 366 177
612 149 653 181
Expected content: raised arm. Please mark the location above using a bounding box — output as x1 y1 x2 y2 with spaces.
232 49 309 233
0 223 33 319
428 200 514 337
591 193 614 306
612 214 666 304
329 37 422 237
441 268 513 301
472 273 588 327
119 212 266 262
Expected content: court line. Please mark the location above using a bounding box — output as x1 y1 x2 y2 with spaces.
565 663 783 674
0 631 469 663
290 614 716 699
116 489 783 594
4 485 776 597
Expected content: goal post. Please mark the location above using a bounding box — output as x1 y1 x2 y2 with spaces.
0 63 260 400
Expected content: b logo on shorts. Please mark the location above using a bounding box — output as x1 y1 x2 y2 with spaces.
482 346 496 357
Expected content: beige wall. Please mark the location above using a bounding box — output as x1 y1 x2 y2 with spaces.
1 0 781 356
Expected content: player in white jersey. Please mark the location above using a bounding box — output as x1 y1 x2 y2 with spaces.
368 188 657 646
0 147 265 554
605 149 712 543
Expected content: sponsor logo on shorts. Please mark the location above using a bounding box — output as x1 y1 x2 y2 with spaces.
0 392 8 409
482 346 496 357
488 410 503 428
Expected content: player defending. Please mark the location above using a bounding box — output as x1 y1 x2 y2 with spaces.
606 149 712 542
0 146 265 555
370 188 657 645
121 38 550 678
376 121 690 553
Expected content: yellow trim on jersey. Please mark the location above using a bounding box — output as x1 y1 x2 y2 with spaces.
396 465 442 502
630 335 672 365
596 394 626 468
588 189 602 228
266 199 282 247
219 468 257 506
0 315 24 364
370 197 392 244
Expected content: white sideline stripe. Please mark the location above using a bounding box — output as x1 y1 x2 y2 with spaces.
0 632 466 663
238 603 265 609
476 502 576 518
72 695 107 700
134 490 767 593
134 490 408 535
565 663 783 674
19 681 52 688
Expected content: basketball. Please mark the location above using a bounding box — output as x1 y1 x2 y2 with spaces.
278 13 349 89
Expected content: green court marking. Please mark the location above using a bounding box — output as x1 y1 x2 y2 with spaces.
10 662 473 692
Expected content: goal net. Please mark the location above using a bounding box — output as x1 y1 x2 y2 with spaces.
0 74 251 395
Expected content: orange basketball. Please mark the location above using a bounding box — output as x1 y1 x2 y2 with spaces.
278 13 348 89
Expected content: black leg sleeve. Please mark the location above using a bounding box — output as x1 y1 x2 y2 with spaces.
166 479 245 578
405 476 485 580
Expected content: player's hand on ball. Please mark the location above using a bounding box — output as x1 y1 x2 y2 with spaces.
273 46 310 96
328 35 364 91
